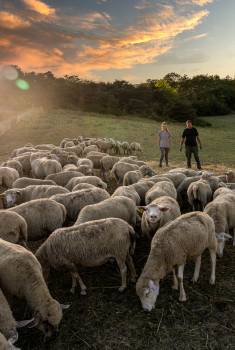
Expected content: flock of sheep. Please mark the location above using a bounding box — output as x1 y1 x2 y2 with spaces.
0 135 234 349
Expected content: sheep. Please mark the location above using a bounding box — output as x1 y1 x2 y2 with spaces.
100 155 120 179
12 177 56 189
11 146 36 158
62 164 78 172
11 153 31 176
177 176 201 208
51 188 110 222
76 165 93 176
31 157 62 179
187 180 212 211
35 218 137 294
139 196 181 239
50 150 78 167
86 151 107 168
145 181 177 205
128 180 154 205
213 187 235 199
111 162 139 185
0 239 65 338
72 183 97 192
227 183 235 190
169 168 201 177
0 167 19 189
225 170 235 183
34 144 56 151
8 199 66 241
64 145 83 157
121 141 131 155
112 186 141 205
95 139 113 153
83 145 99 156
66 176 107 191
162 172 186 188
75 196 136 227
204 194 235 255
77 158 93 169
136 212 217 310
0 331 19 350
147 175 174 185
0 288 17 341
2 185 69 207
201 172 227 193
0 211 27 246
130 142 142 155
46 171 84 187
119 157 146 167
1 160 23 177
123 170 142 186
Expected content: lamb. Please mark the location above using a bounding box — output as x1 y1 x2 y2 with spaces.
0 167 19 189
1 160 23 177
128 180 154 205
34 144 56 151
112 186 141 205
111 162 139 185
46 171 84 187
0 239 64 338
204 194 235 255
0 211 27 246
145 181 177 204
12 177 56 189
36 218 137 294
75 196 136 226
31 157 62 179
66 176 107 191
136 212 217 311
187 179 212 211
162 172 186 188
51 188 110 221
2 185 69 207
8 199 66 241
139 196 181 239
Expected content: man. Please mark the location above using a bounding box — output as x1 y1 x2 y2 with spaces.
180 120 202 169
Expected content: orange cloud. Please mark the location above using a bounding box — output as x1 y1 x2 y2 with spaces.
0 11 30 29
192 0 213 5
23 0 56 16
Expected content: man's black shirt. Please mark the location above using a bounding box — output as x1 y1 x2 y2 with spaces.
182 127 198 146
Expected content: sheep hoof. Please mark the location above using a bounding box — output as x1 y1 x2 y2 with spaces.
80 289 87 296
172 284 178 290
192 278 198 284
179 295 187 302
209 278 215 285
70 288 75 294
118 286 126 292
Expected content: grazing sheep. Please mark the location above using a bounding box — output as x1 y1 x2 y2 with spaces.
145 181 177 204
46 171 84 187
130 142 142 155
111 162 139 185
8 199 66 241
201 173 227 193
83 145 99 156
11 146 36 158
119 157 145 167
36 218 137 294
64 145 83 157
162 172 186 189
50 150 78 167
148 175 174 185
75 196 136 227
86 152 107 169
121 141 131 155
123 170 142 186
187 180 212 211
204 194 235 255
213 187 235 199
66 176 107 191
76 165 93 176
31 157 62 179
1 160 23 177
100 155 120 179
72 183 97 191
51 188 110 221
0 167 19 189
77 158 93 169
169 168 201 177
12 177 56 189
62 164 78 172
139 196 181 239
136 212 217 310
112 186 141 205
128 181 154 205
12 153 31 176
0 239 64 338
177 176 201 208
225 170 235 183
0 211 27 246
2 185 69 207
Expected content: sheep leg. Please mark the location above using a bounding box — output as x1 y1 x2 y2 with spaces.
126 254 137 283
209 249 216 285
70 272 87 295
116 258 127 292
178 264 187 302
192 255 201 283
172 268 178 290
233 229 235 246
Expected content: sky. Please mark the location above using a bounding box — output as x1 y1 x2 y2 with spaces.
0 0 234 82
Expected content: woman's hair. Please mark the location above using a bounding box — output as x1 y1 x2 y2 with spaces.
161 121 169 132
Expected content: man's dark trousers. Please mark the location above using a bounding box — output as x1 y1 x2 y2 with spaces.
185 145 201 169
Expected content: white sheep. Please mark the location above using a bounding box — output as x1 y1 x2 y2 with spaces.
169 168 201 177
77 158 93 169
111 162 139 185
187 179 212 211
0 167 19 189
31 157 62 179
12 177 56 189
136 212 217 310
162 172 186 188
145 181 177 204
0 239 65 338
75 196 136 227
100 155 120 180
86 151 107 169
72 183 97 191
66 176 107 191
46 171 83 187
36 218 137 294
0 211 27 246
213 187 235 199
139 196 181 239
225 170 235 183
112 186 141 205
8 199 66 241
128 180 154 205
1 160 23 177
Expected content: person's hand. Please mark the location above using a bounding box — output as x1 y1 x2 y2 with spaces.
180 146 182 152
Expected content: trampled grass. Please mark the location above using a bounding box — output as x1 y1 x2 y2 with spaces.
0 109 234 168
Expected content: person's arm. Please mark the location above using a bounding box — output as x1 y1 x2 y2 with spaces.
158 132 161 147
197 136 202 149
180 137 185 151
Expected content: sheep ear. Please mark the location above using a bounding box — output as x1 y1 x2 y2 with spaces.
224 233 233 241
8 330 18 344
60 303 70 310
27 313 41 328
158 206 169 212
16 318 35 328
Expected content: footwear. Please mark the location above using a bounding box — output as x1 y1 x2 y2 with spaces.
159 163 162 168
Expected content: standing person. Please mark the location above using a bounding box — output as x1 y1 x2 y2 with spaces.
158 121 171 167
180 120 202 169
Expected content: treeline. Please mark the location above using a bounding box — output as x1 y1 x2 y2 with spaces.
1 68 235 124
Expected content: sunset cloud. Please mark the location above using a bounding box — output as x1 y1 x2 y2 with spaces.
22 0 56 16
0 11 30 29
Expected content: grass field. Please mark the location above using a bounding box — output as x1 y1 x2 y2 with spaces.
0 109 235 349
0 109 234 169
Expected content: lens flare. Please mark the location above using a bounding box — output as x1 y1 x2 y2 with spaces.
16 79 30 90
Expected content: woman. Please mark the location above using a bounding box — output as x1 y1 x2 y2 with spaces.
158 121 171 167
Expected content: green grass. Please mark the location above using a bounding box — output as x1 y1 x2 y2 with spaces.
0 109 234 168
